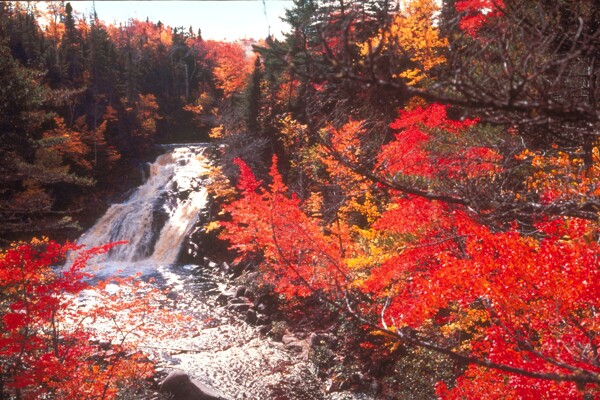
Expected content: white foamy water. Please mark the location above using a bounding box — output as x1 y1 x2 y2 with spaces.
73 144 375 400
78 145 210 275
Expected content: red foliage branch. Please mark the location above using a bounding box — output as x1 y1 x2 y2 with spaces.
0 240 165 399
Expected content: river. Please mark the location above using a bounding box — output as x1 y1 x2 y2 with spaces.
76 144 374 399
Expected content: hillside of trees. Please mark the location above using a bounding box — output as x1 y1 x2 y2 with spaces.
2 0 600 398
0 1 258 244
212 0 600 398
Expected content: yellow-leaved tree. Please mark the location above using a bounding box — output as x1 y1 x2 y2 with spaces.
361 0 448 85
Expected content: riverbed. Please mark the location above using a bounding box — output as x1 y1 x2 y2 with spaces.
74 145 375 399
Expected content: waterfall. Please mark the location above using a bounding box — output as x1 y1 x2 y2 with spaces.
78 145 210 268
73 145 366 400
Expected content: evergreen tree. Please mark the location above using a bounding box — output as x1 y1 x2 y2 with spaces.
60 2 85 86
88 17 117 103
245 56 263 134
0 41 88 241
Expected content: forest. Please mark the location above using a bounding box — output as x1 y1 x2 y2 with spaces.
1 0 600 398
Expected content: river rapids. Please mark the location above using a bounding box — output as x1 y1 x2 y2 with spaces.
76 145 374 399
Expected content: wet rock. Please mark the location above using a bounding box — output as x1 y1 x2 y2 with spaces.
160 369 224 400
215 289 236 305
227 302 252 313
256 314 271 326
282 334 310 355
256 303 268 313
234 285 247 298
259 325 272 335
228 297 250 305
245 309 257 324
220 262 230 274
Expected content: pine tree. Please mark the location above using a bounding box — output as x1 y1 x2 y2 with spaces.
245 56 263 134
60 2 85 86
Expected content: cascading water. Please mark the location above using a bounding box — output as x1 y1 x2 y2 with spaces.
75 144 371 400
78 145 210 273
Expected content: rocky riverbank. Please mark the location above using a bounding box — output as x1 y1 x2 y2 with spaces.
148 155 382 399
139 261 377 400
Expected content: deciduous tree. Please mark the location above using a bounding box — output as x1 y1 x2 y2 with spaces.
0 239 185 399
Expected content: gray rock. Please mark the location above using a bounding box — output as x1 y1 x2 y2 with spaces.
256 314 271 326
243 288 254 300
215 289 236 305
227 297 249 305
282 334 310 354
220 262 230 274
227 302 252 313
234 285 247 298
259 325 272 335
208 261 218 269
160 369 224 400
245 271 259 281
245 309 257 324
256 303 268 313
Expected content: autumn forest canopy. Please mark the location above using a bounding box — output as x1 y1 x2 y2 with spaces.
2 0 600 398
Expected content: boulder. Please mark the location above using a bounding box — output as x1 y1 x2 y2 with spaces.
281 334 310 354
160 370 224 400
227 301 252 313
256 303 268 313
259 325 272 335
220 262 230 274
215 288 236 305
255 314 271 326
245 309 257 324
228 297 250 305
234 285 247 298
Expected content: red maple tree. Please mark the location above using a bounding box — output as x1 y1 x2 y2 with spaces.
0 239 185 399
